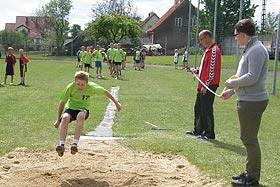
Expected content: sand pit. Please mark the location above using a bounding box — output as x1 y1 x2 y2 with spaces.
0 138 226 187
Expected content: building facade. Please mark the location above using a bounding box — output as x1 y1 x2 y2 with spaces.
146 0 196 54
5 16 47 43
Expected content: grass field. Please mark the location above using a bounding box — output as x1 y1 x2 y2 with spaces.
0 55 280 186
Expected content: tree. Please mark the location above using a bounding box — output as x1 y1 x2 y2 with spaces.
0 30 25 51
265 12 279 34
91 0 142 21
69 24 82 38
197 0 257 43
37 0 73 55
85 14 141 45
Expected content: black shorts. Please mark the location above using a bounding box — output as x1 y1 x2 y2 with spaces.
84 63 91 68
114 61 122 65
63 109 89 122
108 60 112 64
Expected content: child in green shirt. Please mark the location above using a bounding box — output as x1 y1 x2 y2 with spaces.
53 71 121 156
79 46 86 71
93 45 104 79
107 43 115 76
83 47 93 74
113 43 124 79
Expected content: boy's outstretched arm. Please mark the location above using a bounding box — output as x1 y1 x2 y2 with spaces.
104 91 121 112
53 101 65 128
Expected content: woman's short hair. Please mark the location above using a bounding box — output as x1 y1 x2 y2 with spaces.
234 19 256 36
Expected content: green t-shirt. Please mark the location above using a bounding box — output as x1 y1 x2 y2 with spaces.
82 52 92 64
135 51 141 61
107 48 114 60
113 49 124 62
93 50 103 62
79 51 86 62
60 82 106 110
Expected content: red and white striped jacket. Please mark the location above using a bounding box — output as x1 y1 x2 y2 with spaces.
197 43 221 89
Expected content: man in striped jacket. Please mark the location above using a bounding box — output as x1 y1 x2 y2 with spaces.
186 30 221 140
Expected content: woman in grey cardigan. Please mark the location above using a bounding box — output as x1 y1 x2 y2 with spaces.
221 19 269 187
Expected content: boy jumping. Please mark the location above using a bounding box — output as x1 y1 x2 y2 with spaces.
53 71 121 156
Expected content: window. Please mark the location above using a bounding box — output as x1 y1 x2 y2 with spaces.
175 18 182 27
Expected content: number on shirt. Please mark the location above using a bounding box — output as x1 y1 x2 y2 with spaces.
82 95 90 100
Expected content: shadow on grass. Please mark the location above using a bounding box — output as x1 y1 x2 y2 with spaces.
60 178 109 187
20 84 31 87
0 84 31 87
210 139 245 156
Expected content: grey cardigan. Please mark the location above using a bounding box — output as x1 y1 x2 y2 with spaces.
228 36 269 101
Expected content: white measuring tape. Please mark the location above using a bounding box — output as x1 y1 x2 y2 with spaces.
190 71 238 97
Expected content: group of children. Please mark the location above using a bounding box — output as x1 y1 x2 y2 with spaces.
173 48 188 70
76 43 127 80
133 47 146 71
1 47 29 86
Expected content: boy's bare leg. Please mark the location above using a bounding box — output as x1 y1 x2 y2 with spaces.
74 111 85 140
56 113 71 156
110 64 115 76
115 65 120 78
4 75 7 84
99 67 102 77
59 114 71 141
71 111 86 154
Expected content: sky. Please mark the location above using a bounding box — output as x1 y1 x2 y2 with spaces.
0 0 279 30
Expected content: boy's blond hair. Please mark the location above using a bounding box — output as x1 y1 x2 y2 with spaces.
74 71 89 83
19 49 24 55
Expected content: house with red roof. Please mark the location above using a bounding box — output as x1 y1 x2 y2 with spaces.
145 0 196 54
142 12 160 32
141 12 160 44
5 16 48 43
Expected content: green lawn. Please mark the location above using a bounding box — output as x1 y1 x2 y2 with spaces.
0 55 279 186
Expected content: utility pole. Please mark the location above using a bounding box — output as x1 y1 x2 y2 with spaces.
261 0 267 35
194 0 200 68
271 8 280 95
213 0 217 42
187 0 192 63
